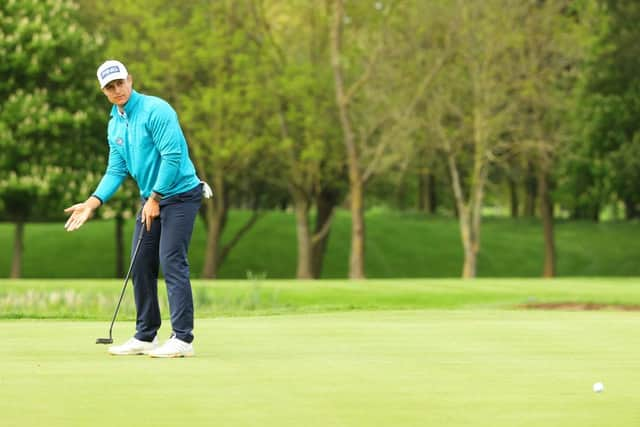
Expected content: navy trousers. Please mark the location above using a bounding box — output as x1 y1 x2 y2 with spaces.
131 184 202 344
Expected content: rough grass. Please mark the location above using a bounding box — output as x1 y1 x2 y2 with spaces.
1 278 640 320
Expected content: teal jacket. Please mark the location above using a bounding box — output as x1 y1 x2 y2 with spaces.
93 90 200 203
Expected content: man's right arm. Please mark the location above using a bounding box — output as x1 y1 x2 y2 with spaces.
93 142 129 203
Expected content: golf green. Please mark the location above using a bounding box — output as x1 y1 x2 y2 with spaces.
1 310 638 426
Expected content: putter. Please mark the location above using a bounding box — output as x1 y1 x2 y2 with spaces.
96 221 146 344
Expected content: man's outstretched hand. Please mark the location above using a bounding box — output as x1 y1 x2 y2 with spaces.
64 197 100 231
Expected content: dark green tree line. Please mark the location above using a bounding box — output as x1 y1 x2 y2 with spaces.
564 0 640 220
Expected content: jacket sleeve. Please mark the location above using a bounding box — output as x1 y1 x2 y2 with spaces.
93 143 128 203
148 103 184 195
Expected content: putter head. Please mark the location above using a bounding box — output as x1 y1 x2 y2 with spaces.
96 337 113 345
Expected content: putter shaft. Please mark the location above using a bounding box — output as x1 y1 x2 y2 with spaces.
96 223 145 344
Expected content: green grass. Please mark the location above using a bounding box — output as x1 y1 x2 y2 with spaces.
2 278 640 426
1 210 640 278
1 310 639 427
2 278 640 320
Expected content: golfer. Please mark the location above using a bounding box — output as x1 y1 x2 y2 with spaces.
65 60 209 358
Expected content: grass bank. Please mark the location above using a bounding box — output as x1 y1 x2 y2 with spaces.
1 210 639 278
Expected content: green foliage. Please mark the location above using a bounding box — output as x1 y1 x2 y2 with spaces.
563 0 640 219
0 166 66 220
0 0 104 222
261 2 344 199
178 1 273 186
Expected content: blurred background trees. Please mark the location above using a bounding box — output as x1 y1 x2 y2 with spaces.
1 0 636 279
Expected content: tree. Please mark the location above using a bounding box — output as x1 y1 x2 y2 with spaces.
567 0 640 220
0 0 103 278
252 0 345 279
512 1 592 277
401 0 459 217
427 0 525 278
330 0 446 278
179 1 272 278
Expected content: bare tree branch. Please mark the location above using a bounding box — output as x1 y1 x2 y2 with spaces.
311 208 335 244
218 209 262 267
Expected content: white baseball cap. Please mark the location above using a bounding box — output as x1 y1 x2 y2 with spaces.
96 60 128 88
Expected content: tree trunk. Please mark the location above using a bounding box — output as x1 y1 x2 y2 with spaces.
10 221 24 279
311 188 339 278
445 100 488 279
447 152 482 279
624 198 639 220
462 183 484 279
201 173 226 279
459 214 478 278
115 214 125 278
331 0 366 279
291 187 313 279
427 173 437 214
202 209 223 279
524 161 537 217
348 178 366 279
462 248 477 277
509 175 519 218
461 104 488 278
539 169 556 278
418 170 437 214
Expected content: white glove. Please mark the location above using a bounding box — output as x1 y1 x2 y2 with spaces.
201 181 213 199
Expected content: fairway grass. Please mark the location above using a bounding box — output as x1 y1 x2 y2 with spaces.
1 310 639 427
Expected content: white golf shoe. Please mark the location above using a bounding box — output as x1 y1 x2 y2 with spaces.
108 337 158 356
148 337 194 358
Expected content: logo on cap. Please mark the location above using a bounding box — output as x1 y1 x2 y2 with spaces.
100 66 121 80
